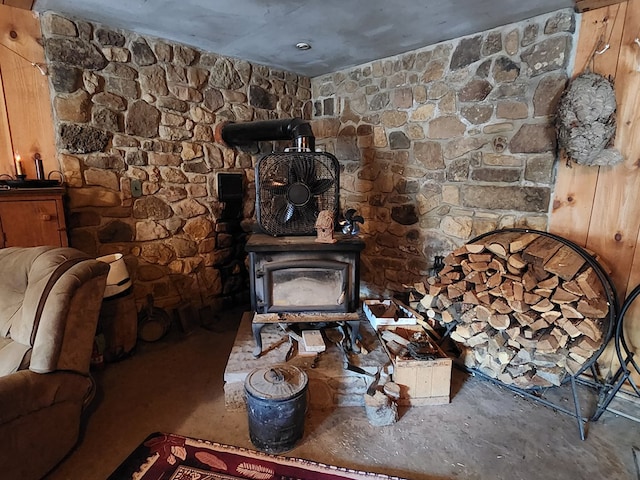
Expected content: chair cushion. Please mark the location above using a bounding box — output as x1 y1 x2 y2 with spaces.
0 246 58 342
0 337 31 376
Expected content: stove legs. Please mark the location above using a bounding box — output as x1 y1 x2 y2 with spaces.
346 320 360 353
252 322 265 358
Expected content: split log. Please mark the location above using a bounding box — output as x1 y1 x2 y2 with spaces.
513 311 537 326
463 290 480 305
576 297 608 318
488 314 510 330
524 292 542 305
575 318 602 342
507 253 527 270
538 275 559 290
509 232 539 253
468 253 493 263
544 245 586 281
522 270 538 291
563 280 584 296
465 243 486 254
475 305 493 322
531 298 555 312
465 271 486 284
576 268 602 300
487 273 503 288
487 232 522 258
522 236 562 267
551 288 580 304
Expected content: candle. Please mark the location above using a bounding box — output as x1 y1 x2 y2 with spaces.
34 153 45 180
14 154 24 176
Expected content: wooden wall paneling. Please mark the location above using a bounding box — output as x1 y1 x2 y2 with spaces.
548 4 627 246
0 4 57 180
612 0 640 385
0 66 15 175
623 227 640 386
575 0 628 12
1 0 33 10
585 0 640 299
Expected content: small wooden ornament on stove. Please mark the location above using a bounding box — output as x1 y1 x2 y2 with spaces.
315 210 337 243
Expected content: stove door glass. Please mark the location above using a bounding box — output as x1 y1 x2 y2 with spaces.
265 260 348 312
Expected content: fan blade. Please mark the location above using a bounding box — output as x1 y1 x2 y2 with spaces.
263 181 288 195
344 208 357 220
281 202 295 223
299 204 319 224
272 196 295 224
292 156 316 184
310 178 334 195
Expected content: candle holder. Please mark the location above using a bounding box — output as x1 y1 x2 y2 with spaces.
15 174 26 182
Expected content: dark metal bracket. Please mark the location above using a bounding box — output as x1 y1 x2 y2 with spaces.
591 283 640 421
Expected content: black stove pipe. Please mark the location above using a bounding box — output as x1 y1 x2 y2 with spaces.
214 118 315 152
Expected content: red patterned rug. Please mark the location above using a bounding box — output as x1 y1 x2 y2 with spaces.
108 432 406 480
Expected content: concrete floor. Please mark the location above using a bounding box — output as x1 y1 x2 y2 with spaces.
45 306 640 480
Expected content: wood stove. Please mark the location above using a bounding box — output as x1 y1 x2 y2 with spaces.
216 118 366 356
246 233 365 356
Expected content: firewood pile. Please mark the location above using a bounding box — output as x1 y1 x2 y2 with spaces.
421 230 611 389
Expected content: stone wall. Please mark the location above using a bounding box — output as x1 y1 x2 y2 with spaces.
41 12 312 309
311 10 575 296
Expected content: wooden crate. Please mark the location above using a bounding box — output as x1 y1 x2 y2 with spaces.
363 299 418 329
378 325 452 406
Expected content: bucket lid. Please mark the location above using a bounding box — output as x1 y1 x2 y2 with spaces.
245 364 308 400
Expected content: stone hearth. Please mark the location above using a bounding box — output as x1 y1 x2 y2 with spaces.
223 312 390 410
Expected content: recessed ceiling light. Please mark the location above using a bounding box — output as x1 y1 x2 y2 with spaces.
295 42 311 50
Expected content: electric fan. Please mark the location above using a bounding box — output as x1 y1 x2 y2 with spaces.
256 151 340 236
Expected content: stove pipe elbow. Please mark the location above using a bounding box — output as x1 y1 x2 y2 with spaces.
214 118 315 152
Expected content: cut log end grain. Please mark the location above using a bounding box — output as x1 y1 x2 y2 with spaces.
488 314 510 330
465 243 485 254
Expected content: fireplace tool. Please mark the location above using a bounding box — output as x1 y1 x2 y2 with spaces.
215 118 340 236
324 326 373 377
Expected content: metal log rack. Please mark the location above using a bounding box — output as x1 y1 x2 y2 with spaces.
591 283 640 421
440 229 623 440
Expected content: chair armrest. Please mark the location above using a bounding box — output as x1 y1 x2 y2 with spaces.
0 370 92 425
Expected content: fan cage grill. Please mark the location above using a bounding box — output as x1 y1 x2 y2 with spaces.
256 152 340 236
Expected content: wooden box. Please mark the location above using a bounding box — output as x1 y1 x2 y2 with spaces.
363 299 418 329
378 325 452 406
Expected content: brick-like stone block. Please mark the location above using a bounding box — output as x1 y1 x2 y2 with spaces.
450 35 482 70
59 124 110 153
126 100 160 138
47 37 108 70
428 116 466 139
471 167 521 183
521 36 571 76
510 124 556 153
462 185 550 212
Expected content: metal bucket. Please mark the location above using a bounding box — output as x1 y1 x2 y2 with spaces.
244 364 308 454
137 294 171 342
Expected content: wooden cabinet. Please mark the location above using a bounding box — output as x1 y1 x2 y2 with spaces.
0 188 68 248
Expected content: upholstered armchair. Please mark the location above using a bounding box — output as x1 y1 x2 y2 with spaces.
0 246 109 480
